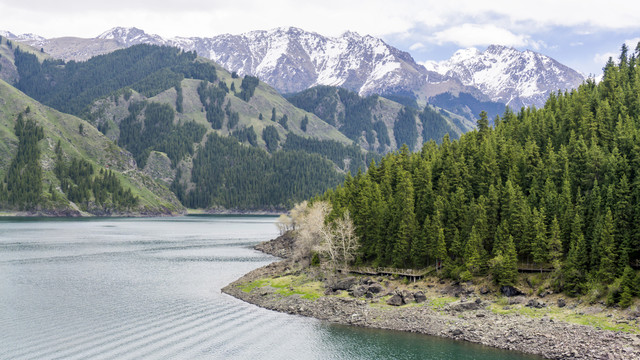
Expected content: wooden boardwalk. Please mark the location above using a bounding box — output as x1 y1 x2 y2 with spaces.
347 266 429 281
517 267 553 273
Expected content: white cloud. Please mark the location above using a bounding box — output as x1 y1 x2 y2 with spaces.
624 37 640 50
409 42 425 51
430 24 530 48
593 52 617 64
2 0 640 39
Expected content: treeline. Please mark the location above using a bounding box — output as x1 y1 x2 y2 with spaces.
53 141 138 211
282 132 378 172
173 133 343 210
0 110 44 209
13 44 217 115
320 44 640 306
118 102 206 168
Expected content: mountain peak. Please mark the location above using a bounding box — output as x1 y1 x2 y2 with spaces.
0 30 45 42
97 27 166 47
430 45 585 108
98 26 144 39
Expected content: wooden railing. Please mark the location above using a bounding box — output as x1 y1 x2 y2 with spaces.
346 266 429 278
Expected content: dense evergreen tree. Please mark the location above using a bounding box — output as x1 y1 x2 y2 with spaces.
236 75 260 101
14 44 216 116
263 125 280 152
282 133 379 172
1 111 44 210
180 133 342 210
118 102 206 168
394 107 419 151
314 44 640 301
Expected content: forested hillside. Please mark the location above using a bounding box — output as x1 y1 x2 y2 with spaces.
4 44 362 211
0 79 183 215
319 44 640 306
287 86 469 153
13 44 217 115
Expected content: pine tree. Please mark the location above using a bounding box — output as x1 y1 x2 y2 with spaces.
434 226 447 272
598 209 617 283
548 216 563 270
391 170 416 268
465 225 487 275
491 234 518 286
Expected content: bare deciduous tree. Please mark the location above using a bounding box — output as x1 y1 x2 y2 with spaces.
316 210 359 270
293 201 331 263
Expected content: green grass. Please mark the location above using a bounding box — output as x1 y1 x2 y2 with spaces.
239 275 324 300
240 279 270 293
428 296 457 310
489 303 640 333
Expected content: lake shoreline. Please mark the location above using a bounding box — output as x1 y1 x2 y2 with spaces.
223 234 640 360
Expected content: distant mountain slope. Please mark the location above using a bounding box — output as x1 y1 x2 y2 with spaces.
175 27 436 96
286 85 472 152
7 43 364 211
6 26 586 112
424 45 585 108
0 79 183 215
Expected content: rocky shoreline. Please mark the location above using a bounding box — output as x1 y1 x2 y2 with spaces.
222 235 640 360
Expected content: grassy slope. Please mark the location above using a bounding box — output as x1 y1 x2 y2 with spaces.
0 79 184 215
151 61 353 146
85 58 356 193
0 37 51 85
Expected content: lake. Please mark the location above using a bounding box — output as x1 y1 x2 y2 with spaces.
0 216 539 359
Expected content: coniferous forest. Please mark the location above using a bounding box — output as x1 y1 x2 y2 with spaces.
318 45 640 306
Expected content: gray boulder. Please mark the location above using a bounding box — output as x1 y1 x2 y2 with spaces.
331 277 358 291
351 285 367 298
414 291 427 303
386 294 404 306
367 283 384 294
500 285 524 297
402 290 415 303
526 299 546 309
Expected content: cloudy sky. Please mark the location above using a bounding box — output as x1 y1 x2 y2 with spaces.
2 0 639 76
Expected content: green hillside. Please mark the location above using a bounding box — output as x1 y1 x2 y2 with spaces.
7 44 360 211
0 79 183 215
286 85 469 153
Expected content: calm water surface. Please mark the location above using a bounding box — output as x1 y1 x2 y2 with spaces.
0 216 540 359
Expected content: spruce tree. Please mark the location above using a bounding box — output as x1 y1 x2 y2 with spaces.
598 209 617 283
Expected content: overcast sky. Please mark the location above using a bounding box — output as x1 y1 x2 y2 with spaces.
2 0 639 76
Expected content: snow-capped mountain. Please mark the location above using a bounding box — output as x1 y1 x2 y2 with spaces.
425 45 585 108
0 31 45 43
6 26 585 110
97 27 166 47
171 27 436 95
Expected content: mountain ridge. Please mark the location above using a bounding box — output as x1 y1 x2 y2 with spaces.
424 45 585 108
3 26 585 111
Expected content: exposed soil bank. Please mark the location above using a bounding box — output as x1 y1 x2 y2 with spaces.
223 235 640 360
